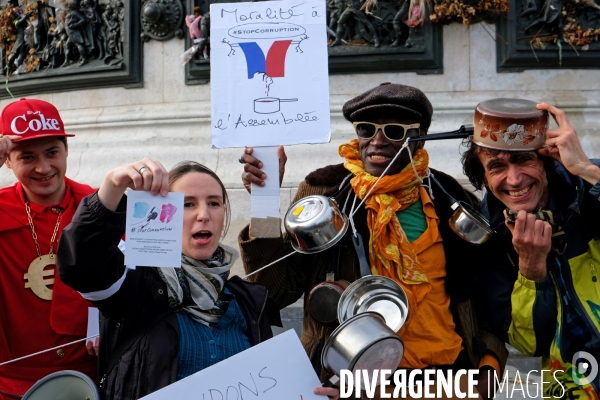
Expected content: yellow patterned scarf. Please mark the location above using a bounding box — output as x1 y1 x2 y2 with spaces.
339 139 431 294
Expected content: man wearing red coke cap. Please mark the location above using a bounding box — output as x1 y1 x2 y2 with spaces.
0 99 97 398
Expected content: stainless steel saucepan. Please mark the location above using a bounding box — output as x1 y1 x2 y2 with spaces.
321 312 405 387
243 196 348 280
448 200 494 245
427 172 495 245
284 195 349 254
338 275 409 333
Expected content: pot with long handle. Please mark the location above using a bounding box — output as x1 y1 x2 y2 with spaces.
428 173 495 245
406 124 474 142
254 97 298 114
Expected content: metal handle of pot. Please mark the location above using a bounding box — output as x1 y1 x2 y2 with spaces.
351 232 371 278
407 124 474 142
428 173 459 204
323 375 340 388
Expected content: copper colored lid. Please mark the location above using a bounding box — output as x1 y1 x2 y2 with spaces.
473 98 548 151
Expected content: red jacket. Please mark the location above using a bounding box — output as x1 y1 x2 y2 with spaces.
0 178 97 398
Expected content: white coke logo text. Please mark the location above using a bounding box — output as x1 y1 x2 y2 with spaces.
11 112 60 135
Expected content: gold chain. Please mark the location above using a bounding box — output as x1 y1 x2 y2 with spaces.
25 201 63 260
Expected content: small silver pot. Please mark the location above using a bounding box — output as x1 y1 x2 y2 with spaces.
338 275 409 333
284 195 348 254
448 201 494 245
322 312 404 386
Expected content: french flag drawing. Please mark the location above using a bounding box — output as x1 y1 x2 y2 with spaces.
238 40 293 79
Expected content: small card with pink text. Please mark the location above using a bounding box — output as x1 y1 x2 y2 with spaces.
125 191 184 268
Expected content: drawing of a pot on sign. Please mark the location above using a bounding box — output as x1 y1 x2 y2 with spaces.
254 97 298 114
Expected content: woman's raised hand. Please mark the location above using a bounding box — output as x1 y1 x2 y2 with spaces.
98 158 169 211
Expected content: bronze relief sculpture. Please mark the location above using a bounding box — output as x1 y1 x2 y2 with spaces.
0 0 123 76
497 0 600 71
0 0 140 98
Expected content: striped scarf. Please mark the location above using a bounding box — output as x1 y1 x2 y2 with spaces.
155 244 239 327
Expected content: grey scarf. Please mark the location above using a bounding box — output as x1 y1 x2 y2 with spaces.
155 244 239 326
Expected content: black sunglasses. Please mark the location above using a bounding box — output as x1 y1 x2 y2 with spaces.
352 122 421 141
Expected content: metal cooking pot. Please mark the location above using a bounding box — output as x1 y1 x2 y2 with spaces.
428 174 495 245
448 200 494 245
284 195 348 254
338 275 409 333
322 312 404 386
307 277 350 326
254 97 298 114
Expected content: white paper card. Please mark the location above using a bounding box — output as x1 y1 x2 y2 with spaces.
210 0 331 148
251 147 280 218
125 191 184 268
86 307 100 338
140 330 322 400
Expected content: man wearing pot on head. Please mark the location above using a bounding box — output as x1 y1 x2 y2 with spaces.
461 100 600 398
239 83 507 399
0 99 97 399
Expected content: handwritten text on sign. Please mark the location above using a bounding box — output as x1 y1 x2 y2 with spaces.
139 330 322 400
210 0 331 148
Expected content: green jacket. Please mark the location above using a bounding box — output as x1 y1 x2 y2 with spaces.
479 161 600 398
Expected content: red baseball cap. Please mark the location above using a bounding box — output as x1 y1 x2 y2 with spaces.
0 98 74 143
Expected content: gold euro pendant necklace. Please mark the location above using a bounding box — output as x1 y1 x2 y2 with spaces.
23 201 63 300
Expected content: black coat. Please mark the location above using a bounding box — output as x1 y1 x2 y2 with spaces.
58 192 281 400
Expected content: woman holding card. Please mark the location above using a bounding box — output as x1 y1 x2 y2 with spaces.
56 159 281 400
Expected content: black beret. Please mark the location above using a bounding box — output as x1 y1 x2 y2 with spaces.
342 83 434 130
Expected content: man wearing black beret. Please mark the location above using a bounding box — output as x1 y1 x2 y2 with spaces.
238 83 506 399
